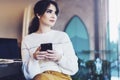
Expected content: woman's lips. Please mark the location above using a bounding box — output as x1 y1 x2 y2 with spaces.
49 20 55 22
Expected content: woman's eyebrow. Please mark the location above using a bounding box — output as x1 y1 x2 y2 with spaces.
47 9 56 12
46 9 52 11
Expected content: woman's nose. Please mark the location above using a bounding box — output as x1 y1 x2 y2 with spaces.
51 13 57 19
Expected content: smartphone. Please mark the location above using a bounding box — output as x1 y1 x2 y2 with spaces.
40 43 52 51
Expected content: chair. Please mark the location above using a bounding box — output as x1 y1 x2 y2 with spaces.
22 4 34 38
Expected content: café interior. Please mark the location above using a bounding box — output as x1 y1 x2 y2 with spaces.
0 0 120 80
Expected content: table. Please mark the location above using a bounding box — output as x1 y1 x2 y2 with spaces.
0 59 25 80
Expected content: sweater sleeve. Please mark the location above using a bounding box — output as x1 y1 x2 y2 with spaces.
21 39 42 79
21 39 31 80
57 33 78 75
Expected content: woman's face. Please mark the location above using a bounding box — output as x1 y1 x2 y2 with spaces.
39 4 57 27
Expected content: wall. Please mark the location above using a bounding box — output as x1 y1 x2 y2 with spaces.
55 0 108 59
55 0 95 59
0 0 39 43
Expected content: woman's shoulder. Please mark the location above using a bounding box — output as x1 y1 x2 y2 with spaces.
52 30 68 36
22 33 35 42
52 30 70 41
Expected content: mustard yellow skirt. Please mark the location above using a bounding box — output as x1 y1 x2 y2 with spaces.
33 71 72 80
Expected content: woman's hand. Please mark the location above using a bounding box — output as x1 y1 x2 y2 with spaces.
33 47 47 60
45 50 62 62
33 47 62 62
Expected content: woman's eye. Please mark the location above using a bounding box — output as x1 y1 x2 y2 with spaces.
46 10 52 13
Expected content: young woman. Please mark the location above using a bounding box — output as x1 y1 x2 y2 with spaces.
21 0 78 80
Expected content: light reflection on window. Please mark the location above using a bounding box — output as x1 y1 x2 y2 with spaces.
109 0 120 43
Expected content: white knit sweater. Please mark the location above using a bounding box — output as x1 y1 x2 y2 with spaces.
21 30 78 80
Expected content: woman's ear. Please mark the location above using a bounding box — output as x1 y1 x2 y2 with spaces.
36 14 40 19
38 16 40 19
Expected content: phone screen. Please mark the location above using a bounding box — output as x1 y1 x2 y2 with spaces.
40 43 52 51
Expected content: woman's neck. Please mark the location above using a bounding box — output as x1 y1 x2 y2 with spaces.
36 26 52 34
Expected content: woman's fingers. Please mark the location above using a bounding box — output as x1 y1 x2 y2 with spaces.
46 50 62 62
33 47 46 60
34 49 62 61
36 47 41 52
36 51 47 60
